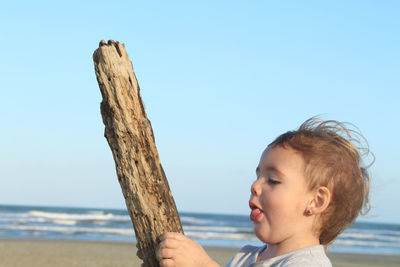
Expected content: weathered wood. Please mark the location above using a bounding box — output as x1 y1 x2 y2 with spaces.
93 40 183 267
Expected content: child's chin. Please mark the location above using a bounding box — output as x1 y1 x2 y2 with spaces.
253 225 270 243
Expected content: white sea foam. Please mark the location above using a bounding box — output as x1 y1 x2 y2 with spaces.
180 216 214 225
185 231 258 241
25 210 130 222
3 217 47 223
183 225 250 233
345 227 400 237
0 212 47 222
52 220 78 226
93 221 108 226
339 232 400 242
334 239 400 249
5 225 135 236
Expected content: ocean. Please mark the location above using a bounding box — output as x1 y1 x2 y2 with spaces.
1 204 399 255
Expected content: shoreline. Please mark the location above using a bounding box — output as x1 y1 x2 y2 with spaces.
0 239 399 266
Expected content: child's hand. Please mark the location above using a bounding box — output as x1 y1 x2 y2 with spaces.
156 232 220 267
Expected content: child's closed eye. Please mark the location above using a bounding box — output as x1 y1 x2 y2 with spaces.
267 178 280 185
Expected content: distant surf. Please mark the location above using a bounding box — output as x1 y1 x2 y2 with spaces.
1 204 399 255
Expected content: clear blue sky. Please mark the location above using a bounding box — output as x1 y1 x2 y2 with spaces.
1 1 399 224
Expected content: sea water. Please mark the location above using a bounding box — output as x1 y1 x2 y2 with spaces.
0 204 399 255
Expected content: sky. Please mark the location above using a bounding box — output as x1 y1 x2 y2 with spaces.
0 1 399 224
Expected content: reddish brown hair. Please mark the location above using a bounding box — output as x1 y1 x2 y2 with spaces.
268 117 372 246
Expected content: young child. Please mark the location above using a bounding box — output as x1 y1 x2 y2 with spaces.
156 117 371 267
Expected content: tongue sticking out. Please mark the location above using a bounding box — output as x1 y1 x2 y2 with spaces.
250 208 263 222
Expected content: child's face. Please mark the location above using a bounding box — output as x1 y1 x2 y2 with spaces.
249 145 314 245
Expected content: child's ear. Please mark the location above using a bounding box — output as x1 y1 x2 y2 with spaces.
310 186 331 215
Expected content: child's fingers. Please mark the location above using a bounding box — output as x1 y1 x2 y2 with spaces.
158 238 180 249
160 232 185 241
156 247 174 261
159 258 174 267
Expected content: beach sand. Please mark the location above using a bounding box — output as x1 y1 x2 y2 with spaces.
0 239 399 267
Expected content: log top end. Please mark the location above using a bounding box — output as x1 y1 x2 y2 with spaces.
99 39 122 48
93 39 128 64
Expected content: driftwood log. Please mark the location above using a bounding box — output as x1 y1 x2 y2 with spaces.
93 40 183 267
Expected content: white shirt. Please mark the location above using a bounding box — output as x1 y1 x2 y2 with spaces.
226 245 332 267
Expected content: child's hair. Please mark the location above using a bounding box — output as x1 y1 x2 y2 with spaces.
268 117 372 246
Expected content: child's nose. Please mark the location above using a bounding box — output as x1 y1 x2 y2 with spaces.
251 179 261 196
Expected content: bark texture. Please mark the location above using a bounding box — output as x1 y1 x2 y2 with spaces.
93 40 183 267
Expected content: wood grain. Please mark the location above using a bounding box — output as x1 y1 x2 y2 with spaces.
93 40 183 267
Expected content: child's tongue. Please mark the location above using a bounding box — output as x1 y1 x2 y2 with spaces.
251 208 262 217
250 208 263 221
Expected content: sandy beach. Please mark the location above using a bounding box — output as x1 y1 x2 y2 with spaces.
0 239 399 267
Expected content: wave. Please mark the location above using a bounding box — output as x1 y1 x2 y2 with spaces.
1 205 399 255
4 223 399 248
183 225 251 233
25 210 130 222
339 232 400 242
334 239 400 249
180 216 214 225
0 214 47 223
3 224 135 237
51 219 78 226
185 231 258 241
2 224 254 242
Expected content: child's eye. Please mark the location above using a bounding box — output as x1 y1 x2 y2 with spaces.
267 178 280 185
